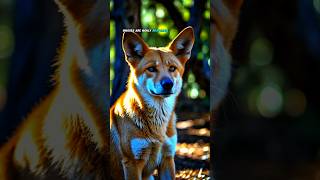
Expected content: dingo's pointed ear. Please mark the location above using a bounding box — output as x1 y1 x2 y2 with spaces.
122 32 149 67
169 26 195 65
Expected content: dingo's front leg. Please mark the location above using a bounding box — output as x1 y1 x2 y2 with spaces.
159 134 177 180
122 158 145 180
158 157 175 180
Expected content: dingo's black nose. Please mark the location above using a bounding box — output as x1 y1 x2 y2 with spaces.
161 77 173 91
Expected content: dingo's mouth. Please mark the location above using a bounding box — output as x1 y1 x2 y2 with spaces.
150 90 173 97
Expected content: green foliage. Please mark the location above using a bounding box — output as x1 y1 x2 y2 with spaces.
110 20 115 93
0 1 14 107
314 0 320 14
0 1 14 88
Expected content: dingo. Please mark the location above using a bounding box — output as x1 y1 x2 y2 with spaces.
110 27 194 180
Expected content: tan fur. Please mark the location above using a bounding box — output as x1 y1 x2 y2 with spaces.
110 27 194 180
211 0 244 110
0 0 108 179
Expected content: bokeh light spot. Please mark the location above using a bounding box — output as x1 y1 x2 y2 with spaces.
197 52 203 60
142 12 154 25
249 37 273 67
156 7 165 18
202 45 209 54
110 45 115 63
200 30 208 41
188 72 196 83
314 0 320 14
158 24 168 36
284 89 307 117
257 85 283 118
189 87 199 99
199 89 206 98
0 25 14 59
169 29 178 39
182 0 193 7
110 21 115 41
182 9 190 21
204 10 210 19
110 1 114 11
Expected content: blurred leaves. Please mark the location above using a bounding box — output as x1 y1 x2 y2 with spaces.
0 1 14 107
233 34 299 118
0 25 14 60
232 31 311 119
314 0 320 14
249 37 273 67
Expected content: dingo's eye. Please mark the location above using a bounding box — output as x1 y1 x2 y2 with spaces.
169 66 176 72
147 67 157 72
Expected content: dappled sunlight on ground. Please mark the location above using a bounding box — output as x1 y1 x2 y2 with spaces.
174 114 211 179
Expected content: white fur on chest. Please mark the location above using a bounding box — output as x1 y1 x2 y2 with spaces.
124 92 176 128
147 96 175 126
141 90 176 126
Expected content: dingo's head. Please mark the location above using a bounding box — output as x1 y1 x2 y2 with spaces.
122 27 194 99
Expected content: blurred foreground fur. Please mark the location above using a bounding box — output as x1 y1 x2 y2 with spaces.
211 0 243 111
0 0 109 179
